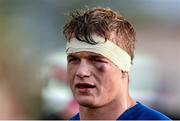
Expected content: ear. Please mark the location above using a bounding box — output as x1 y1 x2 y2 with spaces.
121 71 129 79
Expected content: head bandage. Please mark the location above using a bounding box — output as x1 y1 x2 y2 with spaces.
66 35 131 71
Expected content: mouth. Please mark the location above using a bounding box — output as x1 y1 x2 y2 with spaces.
75 83 96 89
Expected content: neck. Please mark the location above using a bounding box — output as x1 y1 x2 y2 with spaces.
79 95 135 120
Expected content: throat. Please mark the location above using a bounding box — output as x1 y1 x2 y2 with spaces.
79 96 136 120
80 105 121 119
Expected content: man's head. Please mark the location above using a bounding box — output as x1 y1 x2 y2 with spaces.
64 7 136 62
63 7 136 108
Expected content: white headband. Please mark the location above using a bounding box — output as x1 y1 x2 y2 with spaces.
66 35 131 71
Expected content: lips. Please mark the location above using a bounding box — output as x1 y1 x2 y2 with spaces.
75 83 96 89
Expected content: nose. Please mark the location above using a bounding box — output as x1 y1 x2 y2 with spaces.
76 59 91 79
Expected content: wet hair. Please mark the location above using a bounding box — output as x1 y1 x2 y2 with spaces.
63 7 136 62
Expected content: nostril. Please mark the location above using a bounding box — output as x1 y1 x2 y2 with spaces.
76 72 90 79
76 69 91 78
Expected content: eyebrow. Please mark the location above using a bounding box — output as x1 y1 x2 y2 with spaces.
90 55 103 58
67 53 105 59
67 54 77 58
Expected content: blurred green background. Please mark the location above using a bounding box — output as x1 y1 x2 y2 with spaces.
0 0 180 119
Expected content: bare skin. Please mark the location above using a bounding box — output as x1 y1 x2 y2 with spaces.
67 51 136 120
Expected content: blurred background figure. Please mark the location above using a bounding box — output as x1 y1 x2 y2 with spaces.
0 0 180 119
41 53 78 119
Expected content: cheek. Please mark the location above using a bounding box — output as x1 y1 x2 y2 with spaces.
67 65 76 85
95 63 113 89
67 64 75 76
95 63 120 90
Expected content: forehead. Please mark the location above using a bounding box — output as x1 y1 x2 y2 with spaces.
67 51 106 58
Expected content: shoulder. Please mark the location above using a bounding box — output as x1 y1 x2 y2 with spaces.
118 102 171 120
69 113 80 120
129 102 171 120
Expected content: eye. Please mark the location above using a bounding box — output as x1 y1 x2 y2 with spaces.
91 57 107 63
93 58 103 62
67 56 80 63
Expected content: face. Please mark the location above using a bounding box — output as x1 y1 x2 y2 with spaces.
67 51 127 108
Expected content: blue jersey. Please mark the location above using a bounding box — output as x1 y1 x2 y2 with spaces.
69 102 171 120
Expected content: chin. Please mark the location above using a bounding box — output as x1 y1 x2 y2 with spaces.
76 97 98 108
79 102 96 108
